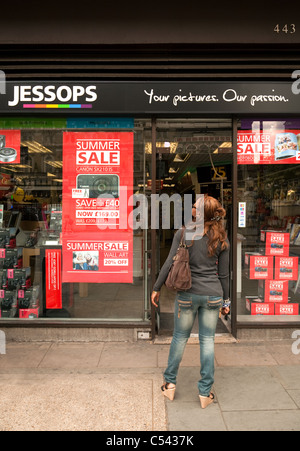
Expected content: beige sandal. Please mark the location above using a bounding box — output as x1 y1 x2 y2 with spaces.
161 383 176 401
199 392 215 409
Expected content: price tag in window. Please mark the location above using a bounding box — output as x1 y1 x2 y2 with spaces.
239 202 246 228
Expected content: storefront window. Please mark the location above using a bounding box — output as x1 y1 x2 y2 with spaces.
0 118 151 322
237 119 300 322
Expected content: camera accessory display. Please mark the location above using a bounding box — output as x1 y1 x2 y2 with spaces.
0 229 10 248
76 174 119 199
0 290 18 318
258 279 289 303
18 286 40 319
0 248 23 269
0 269 7 289
274 256 298 280
18 286 39 309
244 253 273 280
7 267 31 290
0 228 16 248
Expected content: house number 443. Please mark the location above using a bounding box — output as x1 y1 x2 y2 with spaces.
274 24 296 34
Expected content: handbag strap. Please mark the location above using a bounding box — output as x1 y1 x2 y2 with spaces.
179 227 186 247
179 227 193 248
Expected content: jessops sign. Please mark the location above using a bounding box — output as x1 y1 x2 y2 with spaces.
0 81 300 114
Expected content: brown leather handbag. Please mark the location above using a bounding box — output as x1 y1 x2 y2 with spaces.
165 228 192 292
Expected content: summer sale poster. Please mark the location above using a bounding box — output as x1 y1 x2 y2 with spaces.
238 130 300 164
62 132 134 283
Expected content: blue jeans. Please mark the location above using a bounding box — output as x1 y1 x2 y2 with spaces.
164 292 223 397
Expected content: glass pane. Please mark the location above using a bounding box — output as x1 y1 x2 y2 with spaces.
0 118 151 322
237 119 300 322
154 118 233 335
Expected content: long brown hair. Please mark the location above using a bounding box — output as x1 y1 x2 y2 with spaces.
193 195 228 257
203 196 228 256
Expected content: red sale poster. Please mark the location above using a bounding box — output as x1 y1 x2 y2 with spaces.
46 249 62 309
62 132 134 283
0 130 20 164
238 130 300 164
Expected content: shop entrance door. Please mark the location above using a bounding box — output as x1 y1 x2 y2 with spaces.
153 118 234 337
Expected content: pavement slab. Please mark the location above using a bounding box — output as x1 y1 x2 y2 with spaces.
0 371 166 431
0 339 299 431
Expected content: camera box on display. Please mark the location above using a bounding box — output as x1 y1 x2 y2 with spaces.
265 232 290 257
0 289 18 317
274 256 299 280
18 286 39 305
0 247 23 269
0 268 7 289
274 303 299 315
245 253 273 279
6 267 31 290
258 279 289 303
245 296 263 312
19 308 39 319
0 228 16 248
251 302 275 315
18 286 39 318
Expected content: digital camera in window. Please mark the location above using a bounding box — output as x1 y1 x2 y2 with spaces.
76 174 119 199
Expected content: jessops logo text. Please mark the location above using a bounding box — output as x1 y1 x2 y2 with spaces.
8 85 98 107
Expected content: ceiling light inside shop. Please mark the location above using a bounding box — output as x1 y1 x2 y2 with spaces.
219 142 232 148
173 153 190 163
21 141 52 154
145 142 178 154
1 166 18 172
214 142 232 153
7 164 32 170
169 167 179 174
46 161 63 169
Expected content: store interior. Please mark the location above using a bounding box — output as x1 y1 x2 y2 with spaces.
153 119 233 335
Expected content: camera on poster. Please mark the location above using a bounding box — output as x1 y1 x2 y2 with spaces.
76 174 119 199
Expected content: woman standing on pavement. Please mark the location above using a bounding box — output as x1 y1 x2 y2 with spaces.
151 195 230 409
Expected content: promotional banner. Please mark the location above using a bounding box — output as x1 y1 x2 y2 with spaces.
63 232 133 284
238 130 300 164
46 249 62 309
0 130 20 164
62 132 133 283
